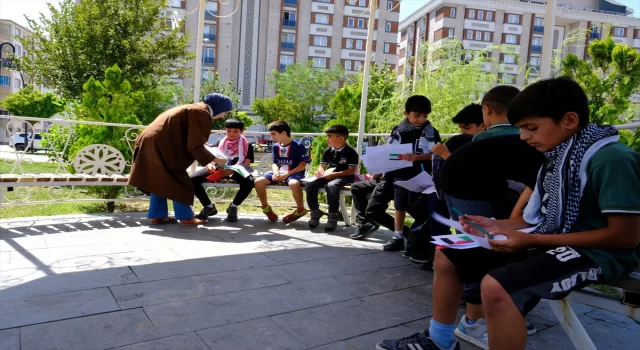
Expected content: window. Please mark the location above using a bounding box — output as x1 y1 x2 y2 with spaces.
282 33 295 43
387 1 393 11
504 54 516 64
467 30 474 40
508 14 519 24
354 61 362 71
359 0 366 6
484 32 491 41
169 0 181 8
502 74 515 84
203 47 215 64
475 31 482 41
346 39 353 49
486 12 492 21
532 38 542 46
534 18 544 27
357 18 365 28
206 2 217 15
314 36 328 46
384 43 390 53
505 34 517 44
14 28 21 37
316 14 329 24
280 54 294 71
385 21 392 32
614 27 625 37
477 11 483 20
345 60 352 70
450 8 456 18
312 58 327 68
15 46 22 56
204 25 216 40
356 40 363 49
448 28 454 37
348 18 355 27
283 11 296 26
469 10 475 19
530 57 540 68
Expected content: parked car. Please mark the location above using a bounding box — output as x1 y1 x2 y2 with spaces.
9 133 48 152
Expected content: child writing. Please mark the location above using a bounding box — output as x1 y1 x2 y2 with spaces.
377 77 640 350
191 118 255 222
254 120 309 223
383 95 442 252
305 124 359 231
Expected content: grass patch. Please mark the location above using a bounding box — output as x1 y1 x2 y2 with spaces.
590 284 622 299
0 160 62 174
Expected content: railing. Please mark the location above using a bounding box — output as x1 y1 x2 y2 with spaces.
204 11 217 20
279 63 289 71
533 25 544 33
203 57 215 64
531 45 542 53
590 32 601 40
203 33 216 41
282 19 296 27
280 42 295 49
283 0 297 5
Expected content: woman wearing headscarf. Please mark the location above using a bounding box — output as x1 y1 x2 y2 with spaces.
128 93 233 225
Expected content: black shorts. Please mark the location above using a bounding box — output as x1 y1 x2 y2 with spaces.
442 246 602 314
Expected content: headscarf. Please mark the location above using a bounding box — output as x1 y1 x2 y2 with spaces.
203 93 233 117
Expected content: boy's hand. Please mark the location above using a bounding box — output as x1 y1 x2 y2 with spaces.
212 157 227 166
272 173 282 182
459 215 498 237
221 169 234 177
402 153 419 162
431 143 450 158
315 168 325 177
323 173 336 180
206 164 216 172
488 229 534 253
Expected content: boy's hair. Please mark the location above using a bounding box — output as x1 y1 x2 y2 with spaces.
508 77 589 127
481 85 520 114
325 124 349 138
405 95 432 114
224 118 245 130
444 134 474 154
268 120 291 137
451 103 483 125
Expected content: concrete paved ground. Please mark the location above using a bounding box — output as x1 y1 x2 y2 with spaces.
1 213 639 350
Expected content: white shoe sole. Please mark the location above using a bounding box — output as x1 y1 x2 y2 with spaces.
454 327 489 350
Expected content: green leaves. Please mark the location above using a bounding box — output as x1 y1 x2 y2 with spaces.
251 94 298 127
0 85 66 118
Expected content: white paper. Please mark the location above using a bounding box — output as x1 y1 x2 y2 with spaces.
190 167 211 178
362 143 413 175
302 168 336 183
205 146 228 160
395 172 436 194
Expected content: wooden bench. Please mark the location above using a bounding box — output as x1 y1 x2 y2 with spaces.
0 144 353 225
548 271 640 349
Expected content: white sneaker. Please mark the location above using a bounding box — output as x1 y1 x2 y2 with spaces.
454 315 489 349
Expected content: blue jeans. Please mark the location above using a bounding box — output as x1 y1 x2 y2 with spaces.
148 193 193 220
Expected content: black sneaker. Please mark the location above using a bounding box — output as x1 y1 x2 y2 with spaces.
324 213 338 232
382 237 405 252
196 205 218 220
308 210 322 229
409 253 432 264
419 261 434 272
350 221 380 240
226 206 238 222
376 330 460 350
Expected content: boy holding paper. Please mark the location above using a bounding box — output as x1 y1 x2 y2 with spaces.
305 125 359 231
383 95 442 252
376 78 640 350
254 120 310 223
191 118 255 222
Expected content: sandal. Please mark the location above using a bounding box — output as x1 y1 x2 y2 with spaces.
149 217 177 225
283 208 308 224
179 218 206 226
262 205 278 222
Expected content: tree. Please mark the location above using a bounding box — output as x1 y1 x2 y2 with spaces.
0 85 65 117
251 94 298 126
266 61 346 131
561 37 640 125
19 0 193 100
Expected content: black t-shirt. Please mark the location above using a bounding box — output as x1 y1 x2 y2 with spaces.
321 145 359 173
437 135 545 200
226 143 255 166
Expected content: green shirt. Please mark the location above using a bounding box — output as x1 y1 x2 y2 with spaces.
572 142 640 281
472 123 520 141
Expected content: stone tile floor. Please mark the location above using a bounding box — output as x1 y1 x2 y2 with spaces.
0 213 638 350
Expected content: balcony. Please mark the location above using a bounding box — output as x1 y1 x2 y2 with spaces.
531 45 542 54
203 33 216 41
280 42 295 49
283 19 296 27
284 0 297 5
203 57 215 65
590 31 601 40
533 25 544 33
205 11 217 20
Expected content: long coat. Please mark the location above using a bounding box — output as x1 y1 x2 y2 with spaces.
128 103 216 205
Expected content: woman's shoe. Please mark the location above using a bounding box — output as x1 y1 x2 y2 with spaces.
179 218 206 225
149 217 178 225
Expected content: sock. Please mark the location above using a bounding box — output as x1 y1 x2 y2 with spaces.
206 204 213 208
465 318 476 325
429 319 456 349
394 230 405 240
230 204 238 208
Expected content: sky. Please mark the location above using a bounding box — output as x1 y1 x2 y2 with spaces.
0 0 639 28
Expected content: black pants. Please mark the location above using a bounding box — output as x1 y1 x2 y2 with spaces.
305 176 353 213
191 173 255 207
350 177 396 231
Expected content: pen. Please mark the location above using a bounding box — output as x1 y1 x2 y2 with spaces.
451 207 495 239
421 164 425 172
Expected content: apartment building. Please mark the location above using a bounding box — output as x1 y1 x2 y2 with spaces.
398 0 640 104
171 0 399 110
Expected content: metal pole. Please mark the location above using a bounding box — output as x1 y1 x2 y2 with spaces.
540 0 557 79
355 0 377 159
193 0 207 103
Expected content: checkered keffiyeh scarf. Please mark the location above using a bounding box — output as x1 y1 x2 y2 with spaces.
524 124 619 234
391 119 435 143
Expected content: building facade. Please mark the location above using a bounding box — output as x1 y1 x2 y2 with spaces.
171 0 399 111
397 0 640 104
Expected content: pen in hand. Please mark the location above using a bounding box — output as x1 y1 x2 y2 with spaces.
452 207 495 239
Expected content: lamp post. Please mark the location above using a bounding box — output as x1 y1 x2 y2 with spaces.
202 38 210 80
193 0 207 103
355 0 377 159
540 0 557 79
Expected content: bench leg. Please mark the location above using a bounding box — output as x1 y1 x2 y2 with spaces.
339 195 351 226
548 299 597 350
